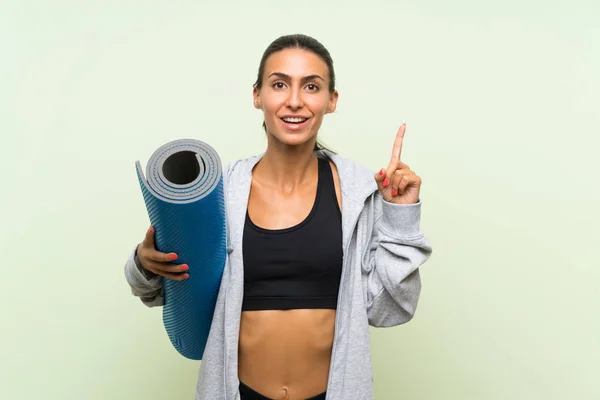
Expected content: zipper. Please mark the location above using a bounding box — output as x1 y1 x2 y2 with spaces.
224 177 252 400
325 204 362 395
223 174 233 400
326 188 376 396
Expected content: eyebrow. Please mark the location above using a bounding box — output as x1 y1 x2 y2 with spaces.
268 72 325 82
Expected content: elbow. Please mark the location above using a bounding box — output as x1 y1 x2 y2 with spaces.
397 302 418 325
128 285 164 308
367 291 420 328
367 274 421 328
140 293 165 308
370 306 419 327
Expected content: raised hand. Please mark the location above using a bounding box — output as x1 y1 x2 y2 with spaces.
374 123 421 204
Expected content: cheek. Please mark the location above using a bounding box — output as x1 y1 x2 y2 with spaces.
308 96 331 115
262 96 283 115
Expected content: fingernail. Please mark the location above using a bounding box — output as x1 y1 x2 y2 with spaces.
148 226 153 234
181 265 189 271
379 169 384 176
169 254 177 260
391 189 396 196
184 274 190 279
383 178 389 187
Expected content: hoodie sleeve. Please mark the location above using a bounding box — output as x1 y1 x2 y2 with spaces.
123 244 165 307
362 193 433 327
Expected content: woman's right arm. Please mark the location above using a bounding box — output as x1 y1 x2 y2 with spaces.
123 225 190 307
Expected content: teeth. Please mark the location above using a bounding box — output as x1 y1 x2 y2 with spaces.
282 117 307 123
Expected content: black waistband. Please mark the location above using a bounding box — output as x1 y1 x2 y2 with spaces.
239 380 327 400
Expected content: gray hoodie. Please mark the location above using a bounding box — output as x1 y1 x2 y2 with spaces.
124 150 432 399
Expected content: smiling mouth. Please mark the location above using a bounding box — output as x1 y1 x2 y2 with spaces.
280 117 310 124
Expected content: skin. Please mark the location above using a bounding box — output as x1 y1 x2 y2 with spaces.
240 48 342 399
136 48 422 400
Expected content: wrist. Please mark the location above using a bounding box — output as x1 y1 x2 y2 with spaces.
379 199 422 238
135 245 157 280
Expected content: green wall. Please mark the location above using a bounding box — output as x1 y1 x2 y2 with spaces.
3 1 598 398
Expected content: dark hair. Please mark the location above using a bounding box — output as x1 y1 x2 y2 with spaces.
254 34 335 152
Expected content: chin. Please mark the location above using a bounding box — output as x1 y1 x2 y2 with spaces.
268 120 319 147
273 132 316 147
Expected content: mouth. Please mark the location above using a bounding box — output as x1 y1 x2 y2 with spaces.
279 116 310 130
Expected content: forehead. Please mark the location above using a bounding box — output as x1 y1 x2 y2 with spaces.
264 48 329 79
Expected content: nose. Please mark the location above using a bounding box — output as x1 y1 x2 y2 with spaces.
286 85 303 110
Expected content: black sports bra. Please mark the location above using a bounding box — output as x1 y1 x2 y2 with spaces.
241 157 343 311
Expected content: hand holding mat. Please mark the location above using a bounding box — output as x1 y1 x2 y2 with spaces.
136 226 190 280
135 139 227 360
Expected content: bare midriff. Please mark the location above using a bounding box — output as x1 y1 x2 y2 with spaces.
238 308 336 400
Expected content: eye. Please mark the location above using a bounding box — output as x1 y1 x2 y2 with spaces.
272 82 286 89
306 83 319 92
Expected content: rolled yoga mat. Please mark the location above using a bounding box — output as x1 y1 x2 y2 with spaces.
135 138 227 360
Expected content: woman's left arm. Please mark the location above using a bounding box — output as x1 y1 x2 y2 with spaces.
364 124 433 327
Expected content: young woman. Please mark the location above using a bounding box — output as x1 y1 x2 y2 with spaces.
124 34 432 400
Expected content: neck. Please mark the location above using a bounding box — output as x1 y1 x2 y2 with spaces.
254 137 319 190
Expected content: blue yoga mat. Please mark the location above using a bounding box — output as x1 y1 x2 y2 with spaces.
135 138 227 360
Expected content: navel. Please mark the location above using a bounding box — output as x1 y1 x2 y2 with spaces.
277 386 289 400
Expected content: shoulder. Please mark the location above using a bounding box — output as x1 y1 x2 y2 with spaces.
316 150 375 180
316 150 379 208
222 153 263 183
317 150 378 192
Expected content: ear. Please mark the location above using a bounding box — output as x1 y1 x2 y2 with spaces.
326 90 339 114
253 86 261 109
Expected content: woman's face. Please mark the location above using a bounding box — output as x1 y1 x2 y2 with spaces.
253 48 338 148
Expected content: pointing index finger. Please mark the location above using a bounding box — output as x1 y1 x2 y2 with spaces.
391 123 406 163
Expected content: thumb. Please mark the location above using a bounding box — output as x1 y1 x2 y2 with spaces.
142 225 155 248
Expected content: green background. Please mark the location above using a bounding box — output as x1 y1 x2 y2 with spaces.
3 0 599 399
